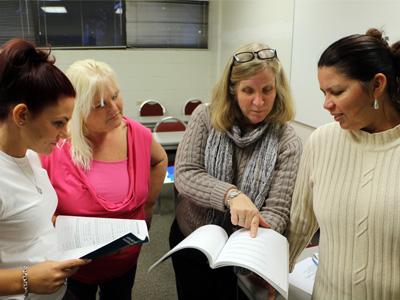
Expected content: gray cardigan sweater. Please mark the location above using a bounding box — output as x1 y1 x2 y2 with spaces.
175 104 302 236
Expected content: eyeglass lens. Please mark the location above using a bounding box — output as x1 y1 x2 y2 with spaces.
234 48 276 63
257 49 276 59
93 90 119 109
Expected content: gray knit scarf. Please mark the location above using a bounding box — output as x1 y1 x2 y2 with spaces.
204 122 281 224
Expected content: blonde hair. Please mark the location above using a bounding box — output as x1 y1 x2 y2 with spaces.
66 59 119 170
210 42 295 131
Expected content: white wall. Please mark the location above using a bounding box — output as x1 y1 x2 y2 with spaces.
216 0 314 142
217 0 294 78
291 0 400 128
52 0 315 141
53 0 221 119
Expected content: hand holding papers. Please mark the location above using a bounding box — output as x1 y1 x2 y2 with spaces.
149 224 289 299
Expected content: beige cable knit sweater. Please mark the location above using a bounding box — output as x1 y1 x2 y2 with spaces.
287 122 400 300
174 104 302 237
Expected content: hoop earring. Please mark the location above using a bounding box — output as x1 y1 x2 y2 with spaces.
373 99 379 110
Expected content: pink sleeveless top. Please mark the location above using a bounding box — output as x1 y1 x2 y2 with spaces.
87 159 130 203
41 117 152 283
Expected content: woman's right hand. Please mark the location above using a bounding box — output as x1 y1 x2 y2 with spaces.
28 259 90 294
229 193 270 238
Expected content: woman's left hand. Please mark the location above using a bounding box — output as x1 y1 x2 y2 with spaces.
229 193 270 237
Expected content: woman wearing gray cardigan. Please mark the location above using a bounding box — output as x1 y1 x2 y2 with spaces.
169 42 302 300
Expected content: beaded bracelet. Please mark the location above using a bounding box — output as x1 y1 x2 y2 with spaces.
22 265 29 299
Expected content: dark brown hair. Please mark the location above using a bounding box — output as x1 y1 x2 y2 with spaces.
318 28 400 110
0 38 76 121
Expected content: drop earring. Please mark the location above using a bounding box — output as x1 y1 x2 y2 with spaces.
373 99 379 110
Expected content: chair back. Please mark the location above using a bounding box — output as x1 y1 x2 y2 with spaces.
183 99 202 115
154 117 186 132
139 100 166 116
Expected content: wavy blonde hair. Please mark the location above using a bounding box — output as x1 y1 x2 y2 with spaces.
210 42 294 131
66 59 119 170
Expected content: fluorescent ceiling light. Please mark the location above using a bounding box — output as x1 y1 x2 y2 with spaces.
41 6 67 13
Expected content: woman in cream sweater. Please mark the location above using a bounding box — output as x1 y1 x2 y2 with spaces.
287 28 400 299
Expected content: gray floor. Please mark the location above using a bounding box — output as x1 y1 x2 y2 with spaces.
132 184 178 300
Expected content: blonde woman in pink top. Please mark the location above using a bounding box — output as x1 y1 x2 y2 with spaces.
41 59 167 300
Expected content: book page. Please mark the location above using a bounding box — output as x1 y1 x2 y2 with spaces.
214 228 288 299
55 215 148 258
149 224 228 271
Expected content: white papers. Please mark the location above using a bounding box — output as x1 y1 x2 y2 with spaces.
289 256 318 295
215 228 288 299
149 224 228 271
55 215 149 260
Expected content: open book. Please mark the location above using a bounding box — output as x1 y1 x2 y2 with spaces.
55 215 149 260
149 224 288 299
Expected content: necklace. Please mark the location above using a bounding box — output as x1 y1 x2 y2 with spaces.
13 158 43 195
